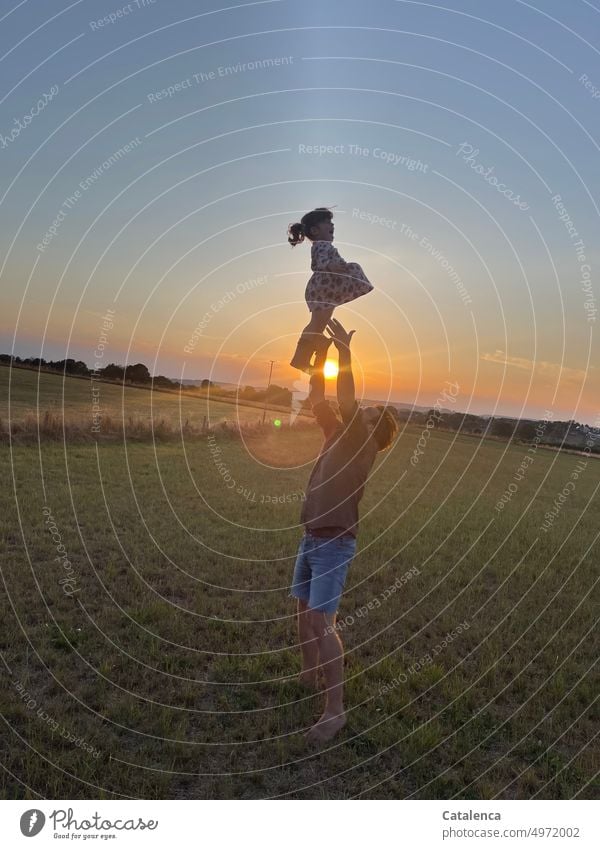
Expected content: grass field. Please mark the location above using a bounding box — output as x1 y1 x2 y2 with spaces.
1 367 598 799
0 364 297 434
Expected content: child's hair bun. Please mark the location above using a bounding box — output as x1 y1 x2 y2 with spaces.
287 222 305 246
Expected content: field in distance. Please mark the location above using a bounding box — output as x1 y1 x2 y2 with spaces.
0 364 298 431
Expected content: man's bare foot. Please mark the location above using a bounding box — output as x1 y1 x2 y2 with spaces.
305 710 346 744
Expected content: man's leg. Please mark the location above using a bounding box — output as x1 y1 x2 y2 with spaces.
296 599 320 688
305 609 346 743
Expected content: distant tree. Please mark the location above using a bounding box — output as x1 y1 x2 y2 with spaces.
447 411 468 431
100 363 125 380
125 363 151 383
266 384 292 409
70 360 90 376
491 419 515 439
516 421 537 441
201 379 214 389
47 358 89 376
152 375 177 389
238 385 258 401
425 408 447 428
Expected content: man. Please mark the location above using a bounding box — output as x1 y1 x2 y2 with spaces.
290 317 398 743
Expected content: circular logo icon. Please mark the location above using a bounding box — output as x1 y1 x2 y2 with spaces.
20 810 45 837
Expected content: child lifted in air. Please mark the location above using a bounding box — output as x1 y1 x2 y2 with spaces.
288 207 373 373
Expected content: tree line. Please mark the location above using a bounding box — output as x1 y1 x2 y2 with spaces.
2 354 598 448
0 354 293 408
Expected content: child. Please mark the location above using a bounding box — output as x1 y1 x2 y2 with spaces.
288 207 373 372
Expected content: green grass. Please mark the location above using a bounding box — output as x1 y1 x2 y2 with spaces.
0 364 295 431
1 368 599 799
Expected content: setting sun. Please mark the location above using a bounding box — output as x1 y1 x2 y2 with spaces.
323 358 339 379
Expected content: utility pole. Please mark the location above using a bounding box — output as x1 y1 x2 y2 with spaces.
262 360 275 423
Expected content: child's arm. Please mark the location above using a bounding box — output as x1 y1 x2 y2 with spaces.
312 242 350 275
325 244 350 274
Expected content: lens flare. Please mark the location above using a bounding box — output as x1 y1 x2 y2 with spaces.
323 359 339 379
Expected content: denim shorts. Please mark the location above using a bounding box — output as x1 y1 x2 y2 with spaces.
290 532 357 613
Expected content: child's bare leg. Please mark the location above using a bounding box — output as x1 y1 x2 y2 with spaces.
303 306 334 335
290 308 334 372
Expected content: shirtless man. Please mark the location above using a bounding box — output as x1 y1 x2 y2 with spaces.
290 318 398 743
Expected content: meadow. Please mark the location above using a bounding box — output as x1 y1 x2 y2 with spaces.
1 367 598 799
0 364 298 437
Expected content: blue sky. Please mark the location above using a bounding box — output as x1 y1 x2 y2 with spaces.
1 0 599 421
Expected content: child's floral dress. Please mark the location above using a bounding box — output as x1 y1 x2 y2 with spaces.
305 240 374 311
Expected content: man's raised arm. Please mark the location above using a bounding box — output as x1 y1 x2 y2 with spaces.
326 318 356 408
307 335 340 440
308 335 331 407
327 318 368 438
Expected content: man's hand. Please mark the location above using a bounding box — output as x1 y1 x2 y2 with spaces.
326 317 355 351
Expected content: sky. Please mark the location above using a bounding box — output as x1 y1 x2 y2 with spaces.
1 0 599 423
